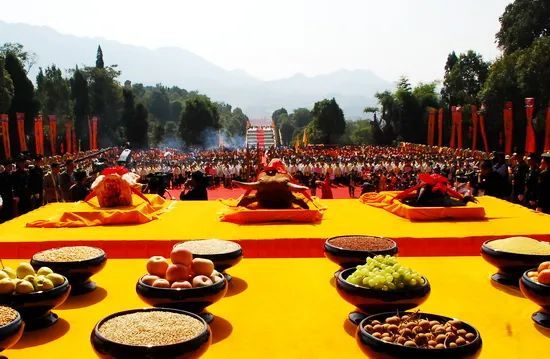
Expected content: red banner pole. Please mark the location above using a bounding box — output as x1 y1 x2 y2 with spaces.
16 112 27 152
437 108 443 147
456 106 463 149
470 105 478 150
48 115 57 155
503 101 513 154
0 114 10 159
65 121 72 154
450 106 456 148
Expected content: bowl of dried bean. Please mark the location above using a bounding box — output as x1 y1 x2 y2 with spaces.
0 306 24 352
91 308 211 359
31 246 107 295
357 311 482 358
325 235 398 268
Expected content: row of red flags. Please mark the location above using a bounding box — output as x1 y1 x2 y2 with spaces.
0 114 98 159
427 99 550 153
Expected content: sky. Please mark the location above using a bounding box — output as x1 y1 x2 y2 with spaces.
1 0 511 84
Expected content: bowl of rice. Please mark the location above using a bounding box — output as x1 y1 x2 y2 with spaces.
481 237 550 286
0 306 24 352
91 308 211 359
173 240 242 280
325 235 398 269
31 246 107 295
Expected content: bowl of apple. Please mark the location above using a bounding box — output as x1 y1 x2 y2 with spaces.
136 247 227 323
0 262 71 330
336 255 430 325
0 306 24 352
173 239 242 281
519 262 550 328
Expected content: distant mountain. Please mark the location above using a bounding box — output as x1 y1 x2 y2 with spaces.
0 21 392 119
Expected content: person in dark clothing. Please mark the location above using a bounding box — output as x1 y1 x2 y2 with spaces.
536 153 550 213
180 171 208 201
11 156 32 215
525 154 540 209
511 154 528 204
477 160 508 199
28 155 45 209
69 170 90 202
0 163 15 222
59 159 75 202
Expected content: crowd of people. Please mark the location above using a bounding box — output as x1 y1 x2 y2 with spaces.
1 143 549 222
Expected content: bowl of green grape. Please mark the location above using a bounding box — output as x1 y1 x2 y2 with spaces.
336 255 431 325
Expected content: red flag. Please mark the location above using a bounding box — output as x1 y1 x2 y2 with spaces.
524 98 536 153
437 108 443 147
450 106 456 148
545 102 550 152
34 116 44 155
471 105 479 150
48 115 57 155
503 101 513 154
456 106 463 149
0 114 10 159
16 112 27 152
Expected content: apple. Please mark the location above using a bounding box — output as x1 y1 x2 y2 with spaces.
166 264 193 282
15 280 34 294
152 278 170 288
0 278 15 294
192 275 213 288
34 276 54 291
142 274 160 286
171 281 193 289
170 247 193 266
16 263 35 279
46 273 65 287
0 271 8 281
210 274 224 284
191 258 214 276
146 256 169 277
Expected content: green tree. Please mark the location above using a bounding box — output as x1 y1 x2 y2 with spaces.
148 87 171 122
279 115 295 146
4 52 40 152
311 98 345 144
121 88 136 144
0 56 14 113
70 66 90 145
133 103 149 148
289 107 312 128
271 108 288 127
496 0 550 54
441 51 489 106
36 65 70 117
178 95 220 147
0 43 37 73
96 45 104 69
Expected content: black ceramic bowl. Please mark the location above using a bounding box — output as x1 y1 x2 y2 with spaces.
31 247 107 295
324 235 398 269
357 312 482 359
519 269 550 328
91 308 211 359
0 278 71 330
136 275 228 323
336 268 430 325
480 240 550 286
0 308 24 352
173 240 243 281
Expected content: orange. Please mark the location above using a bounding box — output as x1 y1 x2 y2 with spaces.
537 269 550 285
537 261 550 272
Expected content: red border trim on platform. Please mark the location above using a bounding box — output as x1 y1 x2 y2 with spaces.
2 234 549 259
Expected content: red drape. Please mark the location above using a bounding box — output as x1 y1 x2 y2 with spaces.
545 103 550 152
34 116 45 156
65 121 72 154
456 106 463 149
16 112 27 152
0 114 10 159
91 116 98 150
437 108 443 147
48 115 57 155
470 105 478 150
72 125 77 153
524 98 536 154
450 106 456 148
503 101 513 154
427 108 435 145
